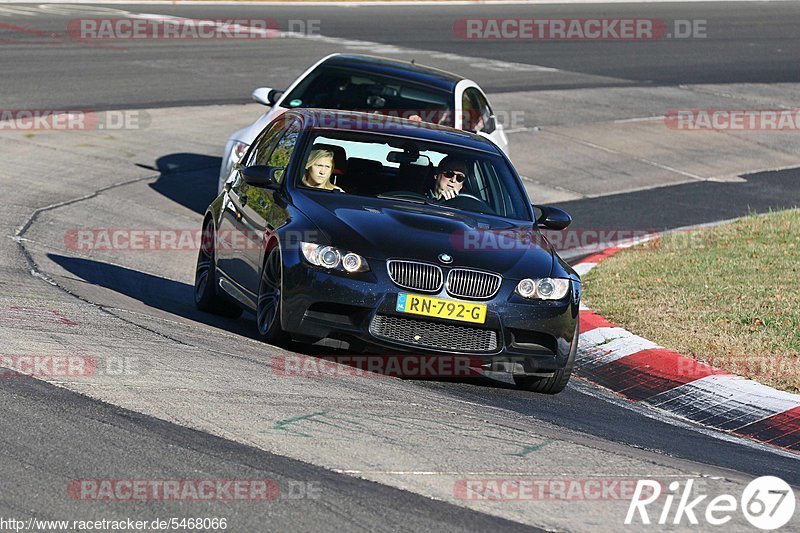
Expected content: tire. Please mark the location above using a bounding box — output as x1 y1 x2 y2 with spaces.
194 220 242 318
513 324 579 394
256 247 288 344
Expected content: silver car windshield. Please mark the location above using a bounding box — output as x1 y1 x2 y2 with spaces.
282 67 455 128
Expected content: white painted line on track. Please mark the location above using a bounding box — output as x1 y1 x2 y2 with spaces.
0 1 791 5
542 129 708 182
128 11 562 75
614 116 666 124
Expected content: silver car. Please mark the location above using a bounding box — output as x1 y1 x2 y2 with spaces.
219 53 509 193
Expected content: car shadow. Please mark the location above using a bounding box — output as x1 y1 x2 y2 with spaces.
46 253 514 388
144 153 222 215
46 253 257 338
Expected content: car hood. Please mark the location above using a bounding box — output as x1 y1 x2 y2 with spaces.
296 194 555 279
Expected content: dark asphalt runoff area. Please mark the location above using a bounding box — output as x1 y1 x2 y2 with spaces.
1 2 799 530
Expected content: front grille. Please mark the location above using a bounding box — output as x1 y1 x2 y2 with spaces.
387 260 443 293
369 314 498 352
446 268 502 299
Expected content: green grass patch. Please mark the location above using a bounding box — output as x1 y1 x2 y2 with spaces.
582 209 800 393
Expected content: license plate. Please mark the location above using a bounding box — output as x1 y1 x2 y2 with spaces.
395 293 487 324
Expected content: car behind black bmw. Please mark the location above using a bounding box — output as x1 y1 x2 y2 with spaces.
196 109 580 393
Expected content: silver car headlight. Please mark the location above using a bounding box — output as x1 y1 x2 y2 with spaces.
231 141 249 162
300 243 369 273
515 277 571 300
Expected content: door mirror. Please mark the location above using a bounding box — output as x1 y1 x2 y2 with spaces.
251 87 283 106
241 165 282 189
533 205 572 230
482 114 497 134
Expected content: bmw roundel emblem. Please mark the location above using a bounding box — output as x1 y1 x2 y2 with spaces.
438 253 453 264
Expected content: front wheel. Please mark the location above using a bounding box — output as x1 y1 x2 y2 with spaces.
514 325 578 394
257 247 288 344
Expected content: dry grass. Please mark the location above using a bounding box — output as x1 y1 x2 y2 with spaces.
582 209 800 393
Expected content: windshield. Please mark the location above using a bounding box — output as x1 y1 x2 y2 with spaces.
282 66 455 128
296 131 532 221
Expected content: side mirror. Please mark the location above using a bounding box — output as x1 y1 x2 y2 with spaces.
534 205 572 230
482 114 497 134
241 165 282 189
251 87 283 107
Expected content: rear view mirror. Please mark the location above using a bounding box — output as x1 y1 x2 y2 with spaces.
252 87 283 106
533 205 572 230
387 151 431 166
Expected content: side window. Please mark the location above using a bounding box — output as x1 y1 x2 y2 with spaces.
462 88 494 133
266 122 300 183
461 90 478 131
247 122 284 167
470 161 490 203
478 160 507 216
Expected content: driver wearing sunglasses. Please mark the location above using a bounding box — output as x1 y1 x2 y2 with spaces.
427 156 467 201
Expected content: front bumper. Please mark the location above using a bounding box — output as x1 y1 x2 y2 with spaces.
281 250 579 373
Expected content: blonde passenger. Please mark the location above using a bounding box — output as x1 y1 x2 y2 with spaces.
302 149 345 192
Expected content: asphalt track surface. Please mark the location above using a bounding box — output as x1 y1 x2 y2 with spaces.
0 374 539 532
1 2 800 531
2 2 800 108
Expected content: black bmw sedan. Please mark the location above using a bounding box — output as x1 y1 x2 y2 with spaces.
195 109 580 394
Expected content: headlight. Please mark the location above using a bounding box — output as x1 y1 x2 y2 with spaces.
341 252 364 273
515 278 571 300
318 246 340 268
300 242 369 273
232 141 249 161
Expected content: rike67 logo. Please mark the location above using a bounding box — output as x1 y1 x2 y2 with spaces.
626 476 795 530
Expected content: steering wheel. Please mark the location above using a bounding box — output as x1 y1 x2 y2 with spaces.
455 193 483 202
444 193 496 214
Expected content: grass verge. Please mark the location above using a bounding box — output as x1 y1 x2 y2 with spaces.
582 209 800 393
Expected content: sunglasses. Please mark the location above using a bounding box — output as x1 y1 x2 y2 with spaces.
441 169 466 182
